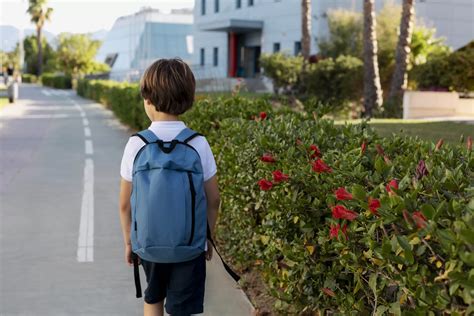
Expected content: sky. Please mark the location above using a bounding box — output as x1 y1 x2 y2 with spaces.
0 0 194 34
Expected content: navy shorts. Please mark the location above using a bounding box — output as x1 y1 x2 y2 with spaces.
141 252 206 315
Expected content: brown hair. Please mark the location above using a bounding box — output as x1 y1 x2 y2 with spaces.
140 58 195 115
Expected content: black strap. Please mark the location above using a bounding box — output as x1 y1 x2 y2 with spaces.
132 133 149 144
207 223 241 282
183 133 203 144
132 253 142 298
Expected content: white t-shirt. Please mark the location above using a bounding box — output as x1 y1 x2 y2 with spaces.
120 121 217 182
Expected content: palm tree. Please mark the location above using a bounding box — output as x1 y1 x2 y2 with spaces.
27 0 53 76
301 0 311 61
362 0 383 117
389 0 415 108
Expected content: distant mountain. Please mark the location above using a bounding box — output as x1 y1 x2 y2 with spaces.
0 25 56 51
0 25 109 52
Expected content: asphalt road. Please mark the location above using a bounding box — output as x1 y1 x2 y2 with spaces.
0 84 253 316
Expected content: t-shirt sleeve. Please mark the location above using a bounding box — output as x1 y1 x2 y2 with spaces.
120 138 135 182
200 137 217 182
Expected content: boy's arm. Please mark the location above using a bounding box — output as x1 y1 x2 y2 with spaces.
119 178 133 266
204 175 220 239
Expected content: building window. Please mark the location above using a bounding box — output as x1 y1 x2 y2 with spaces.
215 0 219 13
294 41 302 56
201 0 206 15
248 0 254 6
236 0 241 9
273 43 280 53
200 48 205 66
213 47 218 66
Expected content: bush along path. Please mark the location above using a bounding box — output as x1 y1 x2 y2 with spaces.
77 79 474 315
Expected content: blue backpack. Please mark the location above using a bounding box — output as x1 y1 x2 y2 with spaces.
129 127 240 298
130 127 207 262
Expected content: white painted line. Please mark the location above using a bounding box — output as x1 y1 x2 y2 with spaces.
41 89 51 96
0 114 71 119
83 118 89 126
84 127 91 137
85 139 94 155
77 158 94 262
80 112 86 117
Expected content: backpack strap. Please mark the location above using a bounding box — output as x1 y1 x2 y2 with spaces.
132 129 160 144
132 253 142 298
207 223 241 282
174 127 202 144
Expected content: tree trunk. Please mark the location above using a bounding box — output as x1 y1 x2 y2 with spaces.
389 0 415 104
362 0 383 118
301 0 311 61
37 27 43 76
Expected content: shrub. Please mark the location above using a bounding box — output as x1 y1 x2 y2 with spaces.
41 73 72 89
21 74 37 83
211 115 473 314
411 45 474 92
304 55 363 112
260 53 304 94
78 79 473 314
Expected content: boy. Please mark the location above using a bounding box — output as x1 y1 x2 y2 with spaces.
118 58 220 316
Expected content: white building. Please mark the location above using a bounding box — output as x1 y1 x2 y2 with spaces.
96 7 194 81
193 0 473 83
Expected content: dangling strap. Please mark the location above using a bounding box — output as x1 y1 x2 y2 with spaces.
174 127 203 144
132 253 142 298
132 129 160 144
207 223 241 282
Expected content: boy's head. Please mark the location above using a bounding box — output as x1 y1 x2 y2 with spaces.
140 58 195 116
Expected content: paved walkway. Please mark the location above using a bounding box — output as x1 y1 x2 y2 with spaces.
0 84 254 315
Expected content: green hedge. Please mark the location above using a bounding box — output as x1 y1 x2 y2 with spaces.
21 74 37 83
77 79 473 314
411 44 474 92
41 73 72 89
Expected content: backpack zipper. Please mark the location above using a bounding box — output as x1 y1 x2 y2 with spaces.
187 171 196 245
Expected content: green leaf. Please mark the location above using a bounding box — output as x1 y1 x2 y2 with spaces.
351 184 366 201
459 229 474 245
369 273 377 293
421 204 435 220
397 236 414 264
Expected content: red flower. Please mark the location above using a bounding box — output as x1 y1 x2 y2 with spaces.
329 224 340 239
368 197 381 216
341 224 348 240
412 211 427 229
376 144 385 155
361 141 367 154
259 112 267 120
332 205 358 221
435 138 444 151
334 187 353 200
467 136 472 151
272 170 289 183
309 144 321 159
258 179 273 191
260 153 276 163
312 159 332 173
322 288 336 297
386 179 398 195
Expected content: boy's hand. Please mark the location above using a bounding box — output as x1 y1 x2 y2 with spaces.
125 244 135 266
205 239 213 261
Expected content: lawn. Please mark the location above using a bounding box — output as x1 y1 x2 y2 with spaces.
338 119 473 145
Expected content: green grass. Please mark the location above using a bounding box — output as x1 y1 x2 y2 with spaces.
337 119 473 145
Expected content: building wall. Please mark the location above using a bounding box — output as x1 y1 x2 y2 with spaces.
96 8 193 81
